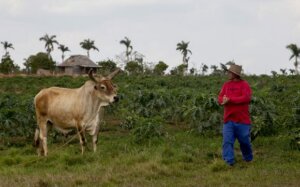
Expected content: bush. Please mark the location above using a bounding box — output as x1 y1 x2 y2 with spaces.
26 52 55 73
132 117 166 144
120 113 140 130
289 128 300 150
0 74 299 147
97 59 117 75
0 95 35 139
250 96 277 138
0 55 19 74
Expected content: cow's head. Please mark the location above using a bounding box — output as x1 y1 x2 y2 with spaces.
89 69 120 105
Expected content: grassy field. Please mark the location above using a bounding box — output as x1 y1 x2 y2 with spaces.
0 75 299 186
0 124 299 187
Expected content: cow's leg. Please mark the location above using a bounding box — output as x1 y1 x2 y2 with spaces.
92 124 101 152
34 128 42 156
37 117 48 156
77 126 86 155
92 108 104 153
92 134 98 152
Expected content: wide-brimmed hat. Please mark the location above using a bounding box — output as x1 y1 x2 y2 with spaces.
227 64 242 77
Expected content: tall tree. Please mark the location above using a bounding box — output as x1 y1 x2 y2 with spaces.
80 39 99 57
58 44 70 62
39 34 59 59
170 64 188 76
176 41 192 64
125 61 143 75
23 58 30 74
289 69 295 75
26 52 55 73
120 37 133 63
280 68 287 75
189 67 196 75
271 70 278 77
153 61 168 75
98 59 117 75
1 41 14 56
201 64 208 75
176 41 192 74
220 63 227 74
0 55 18 74
210 65 219 75
286 44 300 74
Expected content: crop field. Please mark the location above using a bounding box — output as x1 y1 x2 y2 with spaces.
0 74 299 186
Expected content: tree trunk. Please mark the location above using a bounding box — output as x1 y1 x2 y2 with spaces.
295 58 299 75
47 48 51 59
126 48 128 63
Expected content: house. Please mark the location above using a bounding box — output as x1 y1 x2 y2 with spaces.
57 55 99 75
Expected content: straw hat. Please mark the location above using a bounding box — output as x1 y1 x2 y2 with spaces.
228 64 242 77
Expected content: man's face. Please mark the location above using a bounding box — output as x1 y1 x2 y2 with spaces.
228 71 233 80
227 71 237 80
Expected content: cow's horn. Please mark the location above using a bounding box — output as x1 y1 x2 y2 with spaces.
88 69 97 82
107 68 121 79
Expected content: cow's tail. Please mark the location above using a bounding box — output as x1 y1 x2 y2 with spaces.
33 128 40 147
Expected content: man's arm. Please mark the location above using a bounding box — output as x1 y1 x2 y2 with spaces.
228 82 251 104
218 84 226 105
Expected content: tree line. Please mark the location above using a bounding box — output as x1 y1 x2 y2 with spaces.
1 34 300 75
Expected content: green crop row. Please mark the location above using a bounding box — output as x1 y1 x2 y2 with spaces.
0 74 299 149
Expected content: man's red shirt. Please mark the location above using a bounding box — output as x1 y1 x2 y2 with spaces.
218 79 252 125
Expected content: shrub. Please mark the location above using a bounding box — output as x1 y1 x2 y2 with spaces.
132 117 166 144
120 113 140 130
289 128 300 150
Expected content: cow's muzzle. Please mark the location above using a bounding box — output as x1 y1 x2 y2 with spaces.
113 96 119 103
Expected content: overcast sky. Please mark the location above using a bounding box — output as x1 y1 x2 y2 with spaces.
0 0 300 74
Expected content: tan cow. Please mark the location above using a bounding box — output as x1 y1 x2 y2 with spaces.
34 69 120 156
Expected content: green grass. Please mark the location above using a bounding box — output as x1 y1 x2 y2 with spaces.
0 74 299 186
0 127 299 187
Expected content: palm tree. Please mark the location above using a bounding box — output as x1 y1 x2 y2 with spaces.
286 44 300 74
289 69 295 75
280 68 287 75
271 70 277 77
58 44 70 62
210 65 218 74
220 63 227 73
176 41 192 64
176 41 192 74
39 34 59 59
23 58 30 74
1 41 14 56
201 64 208 75
80 39 99 57
120 37 133 63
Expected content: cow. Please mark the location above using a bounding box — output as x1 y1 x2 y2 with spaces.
36 68 53 76
34 69 120 156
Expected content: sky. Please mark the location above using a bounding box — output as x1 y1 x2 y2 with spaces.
0 0 300 75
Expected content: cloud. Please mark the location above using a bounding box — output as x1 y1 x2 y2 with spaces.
0 0 189 15
0 0 25 16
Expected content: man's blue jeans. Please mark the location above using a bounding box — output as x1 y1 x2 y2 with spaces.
222 121 253 165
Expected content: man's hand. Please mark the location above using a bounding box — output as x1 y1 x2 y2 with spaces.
221 95 229 105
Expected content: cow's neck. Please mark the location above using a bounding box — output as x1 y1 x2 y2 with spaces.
78 84 105 120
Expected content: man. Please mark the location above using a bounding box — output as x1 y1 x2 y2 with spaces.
218 64 253 166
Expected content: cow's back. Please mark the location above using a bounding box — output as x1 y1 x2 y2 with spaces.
34 87 84 126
